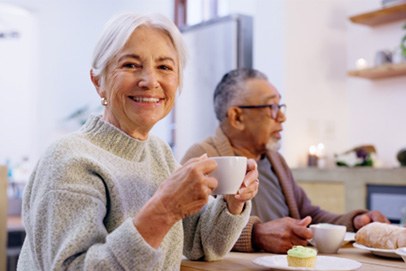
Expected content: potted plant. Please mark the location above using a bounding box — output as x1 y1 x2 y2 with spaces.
393 23 406 63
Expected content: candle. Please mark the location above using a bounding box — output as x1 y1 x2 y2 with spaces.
308 145 319 167
355 58 368 70
316 143 326 168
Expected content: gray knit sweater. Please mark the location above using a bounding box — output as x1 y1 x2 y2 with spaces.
17 115 250 271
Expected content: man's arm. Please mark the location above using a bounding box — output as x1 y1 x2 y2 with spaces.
232 216 262 252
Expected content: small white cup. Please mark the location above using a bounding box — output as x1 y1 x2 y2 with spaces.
209 156 247 195
309 223 346 254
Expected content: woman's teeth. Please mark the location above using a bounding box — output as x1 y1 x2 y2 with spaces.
132 97 160 103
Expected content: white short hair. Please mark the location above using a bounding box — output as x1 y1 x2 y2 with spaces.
91 12 187 90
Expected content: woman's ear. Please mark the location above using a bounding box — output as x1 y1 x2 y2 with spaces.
227 107 245 130
90 69 104 97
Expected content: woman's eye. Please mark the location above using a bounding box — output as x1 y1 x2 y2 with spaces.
123 63 140 69
158 65 173 71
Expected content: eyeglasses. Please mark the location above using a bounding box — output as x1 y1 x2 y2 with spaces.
237 104 287 120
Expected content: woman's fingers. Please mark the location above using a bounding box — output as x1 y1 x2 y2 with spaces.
243 159 258 185
161 156 219 219
235 179 259 200
246 158 257 172
233 159 259 201
168 156 259 217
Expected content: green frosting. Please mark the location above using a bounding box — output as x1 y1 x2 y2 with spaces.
287 246 317 258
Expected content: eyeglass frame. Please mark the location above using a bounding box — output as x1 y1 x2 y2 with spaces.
236 103 287 120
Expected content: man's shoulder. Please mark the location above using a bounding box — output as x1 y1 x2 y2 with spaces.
181 137 220 164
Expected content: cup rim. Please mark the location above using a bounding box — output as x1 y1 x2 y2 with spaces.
210 156 247 160
310 223 347 230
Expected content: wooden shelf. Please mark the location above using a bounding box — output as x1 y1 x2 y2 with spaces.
347 62 406 79
349 3 406 26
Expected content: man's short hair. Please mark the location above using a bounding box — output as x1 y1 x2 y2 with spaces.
213 68 268 122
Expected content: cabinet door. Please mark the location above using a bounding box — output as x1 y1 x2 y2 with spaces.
297 181 346 214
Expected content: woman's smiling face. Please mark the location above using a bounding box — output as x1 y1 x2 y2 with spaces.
95 26 179 140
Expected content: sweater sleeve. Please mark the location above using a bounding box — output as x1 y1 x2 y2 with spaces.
231 216 262 252
21 154 165 271
182 196 251 261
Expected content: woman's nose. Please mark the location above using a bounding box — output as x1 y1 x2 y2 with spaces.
137 68 159 89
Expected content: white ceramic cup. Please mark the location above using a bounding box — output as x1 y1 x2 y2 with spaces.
209 156 247 195
309 223 347 254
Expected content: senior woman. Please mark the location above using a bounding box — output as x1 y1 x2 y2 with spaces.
17 13 259 271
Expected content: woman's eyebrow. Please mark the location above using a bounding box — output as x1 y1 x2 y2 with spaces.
156 56 176 65
117 54 176 65
117 54 141 62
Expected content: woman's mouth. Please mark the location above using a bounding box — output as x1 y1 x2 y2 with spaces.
130 96 162 103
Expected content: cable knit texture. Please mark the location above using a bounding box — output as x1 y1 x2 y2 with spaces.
181 127 368 252
17 115 251 270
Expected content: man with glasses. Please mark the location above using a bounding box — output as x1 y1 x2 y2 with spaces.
181 68 389 253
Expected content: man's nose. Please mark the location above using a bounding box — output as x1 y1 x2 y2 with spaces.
276 110 286 123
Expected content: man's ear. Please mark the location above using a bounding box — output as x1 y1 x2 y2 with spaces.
227 107 245 130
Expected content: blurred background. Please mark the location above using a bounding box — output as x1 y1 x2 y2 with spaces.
1 0 405 170
1 0 406 270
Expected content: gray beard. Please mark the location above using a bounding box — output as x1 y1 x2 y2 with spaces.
266 139 281 152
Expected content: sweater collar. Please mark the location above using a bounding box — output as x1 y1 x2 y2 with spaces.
80 115 149 160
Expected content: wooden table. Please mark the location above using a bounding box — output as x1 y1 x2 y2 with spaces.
181 245 405 270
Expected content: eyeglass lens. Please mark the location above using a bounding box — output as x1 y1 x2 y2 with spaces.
270 104 286 119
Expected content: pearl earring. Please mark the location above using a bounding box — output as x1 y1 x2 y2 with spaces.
101 97 108 106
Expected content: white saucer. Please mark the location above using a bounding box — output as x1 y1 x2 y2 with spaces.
395 247 406 263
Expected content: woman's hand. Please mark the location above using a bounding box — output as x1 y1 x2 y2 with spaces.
224 158 259 215
155 154 219 221
134 154 218 248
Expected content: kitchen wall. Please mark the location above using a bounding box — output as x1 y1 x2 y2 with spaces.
1 0 405 168
0 4 38 164
221 0 406 168
347 1 406 168
0 0 174 165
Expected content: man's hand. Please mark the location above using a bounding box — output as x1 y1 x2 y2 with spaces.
252 216 313 253
353 210 390 230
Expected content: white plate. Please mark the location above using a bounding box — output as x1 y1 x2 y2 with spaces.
342 232 356 245
252 255 362 271
344 232 355 243
395 247 406 263
353 242 401 259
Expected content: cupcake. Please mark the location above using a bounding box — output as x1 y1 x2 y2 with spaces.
287 245 317 268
